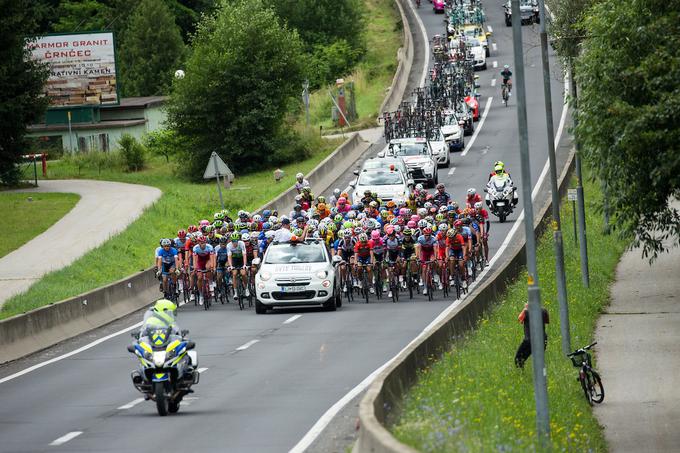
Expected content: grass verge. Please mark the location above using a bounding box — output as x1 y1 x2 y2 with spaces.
390 169 629 452
305 0 400 132
2 138 341 320
0 193 80 259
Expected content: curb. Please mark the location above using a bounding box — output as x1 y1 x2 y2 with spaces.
376 0 414 125
354 140 577 452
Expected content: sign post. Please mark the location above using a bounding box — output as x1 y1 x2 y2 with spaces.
203 152 234 210
568 188 578 244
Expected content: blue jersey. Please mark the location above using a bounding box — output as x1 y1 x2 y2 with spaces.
156 247 178 264
215 244 229 263
417 235 437 252
193 244 214 257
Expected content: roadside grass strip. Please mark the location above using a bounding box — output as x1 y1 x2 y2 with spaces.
391 171 628 452
0 193 80 259
2 142 340 320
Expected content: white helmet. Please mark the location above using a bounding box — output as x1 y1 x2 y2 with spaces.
504 64 509 69
438 223 448 232
241 233 250 241
415 183 424 191
417 219 428 228
474 201 483 210
268 216 278 224
252 214 262 223
467 188 476 196
333 188 341 196
296 172 304 179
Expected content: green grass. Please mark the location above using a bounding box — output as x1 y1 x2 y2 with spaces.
305 0 400 132
0 193 80 259
390 171 629 452
1 139 341 320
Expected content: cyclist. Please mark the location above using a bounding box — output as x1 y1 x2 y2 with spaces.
384 226 403 297
447 223 468 289
192 236 214 304
466 187 482 208
415 227 438 295
227 232 249 300
214 236 230 296
370 229 387 295
501 64 512 93
475 201 490 265
294 172 310 194
432 183 451 207
352 233 374 293
155 238 181 298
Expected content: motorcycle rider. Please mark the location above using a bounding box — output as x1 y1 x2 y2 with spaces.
488 160 511 181
142 298 181 336
487 164 519 206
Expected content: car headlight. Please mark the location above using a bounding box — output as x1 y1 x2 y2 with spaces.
316 270 328 279
259 271 271 281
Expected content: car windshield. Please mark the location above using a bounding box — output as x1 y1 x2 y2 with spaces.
392 143 426 156
265 243 326 264
358 171 404 186
468 38 481 47
364 159 401 171
465 28 481 37
444 116 459 126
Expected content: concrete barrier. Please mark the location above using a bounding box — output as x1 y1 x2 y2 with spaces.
377 0 414 123
354 143 577 452
0 267 157 364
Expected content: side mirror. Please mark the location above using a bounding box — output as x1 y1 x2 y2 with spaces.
332 255 342 264
349 182 356 188
353 170 359 176
127 345 136 353
181 329 190 338
483 188 488 193
186 341 196 350
130 332 139 340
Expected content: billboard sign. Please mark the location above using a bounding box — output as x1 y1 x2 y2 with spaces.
27 32 119 107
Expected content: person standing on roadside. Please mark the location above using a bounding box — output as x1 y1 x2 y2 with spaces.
514 303 549 368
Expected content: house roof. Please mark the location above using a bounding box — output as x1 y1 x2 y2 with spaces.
106 96 167 109
28 118 147 133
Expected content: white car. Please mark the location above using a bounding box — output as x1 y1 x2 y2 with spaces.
386 138 439 188
351 167 412 205
427 129 449 168
440 111 465 151
255 239 341 313
467 38 487 70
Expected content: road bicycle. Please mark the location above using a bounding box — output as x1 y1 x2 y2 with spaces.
373 260 384 300
386 260 400 303
438 258 449 298
501 82 510 107
568 342 605 405
232 268 248 310
338 260 354 303
354 262 371 304
448 256 465 299
214 268 232 305
196 269 212 310
421 260 437 301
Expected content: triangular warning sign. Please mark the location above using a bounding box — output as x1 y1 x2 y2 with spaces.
203 152 234 180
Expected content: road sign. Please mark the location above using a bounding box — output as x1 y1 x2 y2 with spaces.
567 188 577 201
203 152 234 181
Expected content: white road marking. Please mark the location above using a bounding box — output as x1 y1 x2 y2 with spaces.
0 321 143 386
405 0 430 88
487 25 493 33
447 167 456 176
182 396 199 406
235 340 259 351
492 60 498 68
197 367 209 373
291 68 572 453
491 78 497 87
49 431 82 446
283 314 302 325
117 398 144 410
461 97 493 157
492 42 498 52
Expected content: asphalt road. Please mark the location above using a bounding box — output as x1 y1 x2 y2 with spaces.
0 3 571 453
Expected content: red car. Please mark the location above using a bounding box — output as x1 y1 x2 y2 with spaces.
433 0 445 13
465 95 480 121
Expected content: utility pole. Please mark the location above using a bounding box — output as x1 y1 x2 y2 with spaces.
569 61 590 287
302 80 310 127
537 0 571 355
511 0 550 445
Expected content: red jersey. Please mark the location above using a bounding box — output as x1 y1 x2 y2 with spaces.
466 194 482 208
354 240 374 258
446 234 466 250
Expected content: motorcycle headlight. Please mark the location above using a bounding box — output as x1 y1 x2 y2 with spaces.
259 271 271 281
153 351 167 367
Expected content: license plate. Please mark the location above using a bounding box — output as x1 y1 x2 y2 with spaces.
496 201 506 206
280 286 304 293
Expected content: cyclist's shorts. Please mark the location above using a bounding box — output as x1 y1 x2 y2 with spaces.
195 256 209 271
403 248 415 260
420 250 434 264
357 255 371 266
340 249 353 262
387 250 400 263
216 260 228 272
448 249 464 260
231 257 244 269
437 249 446 260
373 253 384 263
161 262 175 275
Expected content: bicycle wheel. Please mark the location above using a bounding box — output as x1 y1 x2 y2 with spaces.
589 369 605 403
202 281 210 311
237 278 245 310
440 267 449 298
247 271 255 308
407 270 414 300
580 371 593 405
362 269 370 304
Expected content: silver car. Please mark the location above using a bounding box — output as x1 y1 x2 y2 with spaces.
255 239 341 313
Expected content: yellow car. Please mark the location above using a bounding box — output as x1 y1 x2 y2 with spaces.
463 25 491 57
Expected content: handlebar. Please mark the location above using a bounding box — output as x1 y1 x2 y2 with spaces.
567 341 597 357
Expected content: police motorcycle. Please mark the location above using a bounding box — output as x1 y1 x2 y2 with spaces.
127 317 199 416
484 175 517 223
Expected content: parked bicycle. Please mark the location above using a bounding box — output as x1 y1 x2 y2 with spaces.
567 342 605 405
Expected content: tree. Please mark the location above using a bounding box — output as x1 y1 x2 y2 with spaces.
0 0 49 185
119 0 185 97
575 0 680 258
166 0 305 179
53 0 114 33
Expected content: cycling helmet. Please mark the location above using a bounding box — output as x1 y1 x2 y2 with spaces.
214 212 225 220
407 220 417 228
451 201 459 210
177 229 187 239
495 164 503 174
438 223 448 232
230 232 240 241
474 202 483 210
410 215 420 223
219 236 228 244
385 225 395 235
262 209 271 218
347 211 357 219
333 188 341 197
262 222 271 230
197 236 207 244
415 183 424 191
403 228 413 236
249 223 259 232
199 219 210 227
435 213 445 222
436 183 445 190
418 219 428 228
342 229 352 238
187 225 198 233
371 230 381 240
417 208 427 218
439 205 448 214
296 172 304 179
390 218 399 225
265 230 275 239
504 64 509 69
240 233 250 242
213 220 223 228
394 225 402 233
160 238 172 247
302 186 311 193
423 227 433 235
447 229 456 238
424 202 433 209
454 220 463 228
354 227 364 235
467 188 476 196
358 233 368 242
338 197 347 204
269 216 278 224
252 214 262 223
317 196 326 204
334 214 343 223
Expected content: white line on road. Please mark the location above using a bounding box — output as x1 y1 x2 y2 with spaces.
117 398 144 410
492 42 498 52
0 321 143 386
197 367 209 373
461 97 493 157
235 340 259 351
405 0 430 88
492 60 498 68
283 315 302 325
447 167 456 176
49 431 82 446
487 25 493 33
491 78 497 87
291 69 572 453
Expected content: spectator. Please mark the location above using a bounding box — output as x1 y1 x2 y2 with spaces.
514 303 549 369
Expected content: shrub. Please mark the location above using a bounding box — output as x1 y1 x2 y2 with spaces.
117 134 146 172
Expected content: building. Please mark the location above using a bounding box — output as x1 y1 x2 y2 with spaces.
26 96 167 153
